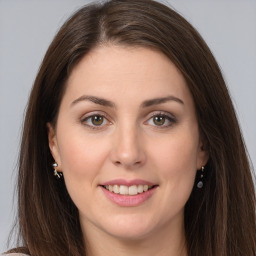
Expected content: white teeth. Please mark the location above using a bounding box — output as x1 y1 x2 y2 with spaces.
113 185 119 194
129 185 138 195
119 185 129 195
104 184 154 195
138 185 144 193
143 185 149 192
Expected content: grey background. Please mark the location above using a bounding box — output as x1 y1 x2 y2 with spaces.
0 0 255 252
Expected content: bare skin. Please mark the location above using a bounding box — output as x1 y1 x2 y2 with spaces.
48 45 208 256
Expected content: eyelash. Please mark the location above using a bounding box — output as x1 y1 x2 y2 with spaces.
145 112 177 129
80 111 177 130
81 112 110 130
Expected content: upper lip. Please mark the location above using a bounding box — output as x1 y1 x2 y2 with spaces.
100 179 156 186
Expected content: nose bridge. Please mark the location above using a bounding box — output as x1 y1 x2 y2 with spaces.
110 119 145 168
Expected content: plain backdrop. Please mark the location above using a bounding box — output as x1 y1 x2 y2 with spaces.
0 0 255 252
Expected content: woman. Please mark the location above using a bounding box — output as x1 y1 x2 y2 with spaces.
3 0 256 255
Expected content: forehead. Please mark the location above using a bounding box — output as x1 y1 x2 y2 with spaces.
64 45 192 106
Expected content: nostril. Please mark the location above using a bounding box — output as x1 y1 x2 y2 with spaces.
114 159 142 168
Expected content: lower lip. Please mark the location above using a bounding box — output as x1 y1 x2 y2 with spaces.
100 186 158 207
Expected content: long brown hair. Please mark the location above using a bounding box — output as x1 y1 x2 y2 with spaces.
9 0 256 255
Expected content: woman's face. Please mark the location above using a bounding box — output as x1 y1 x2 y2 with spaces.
48 45 208 240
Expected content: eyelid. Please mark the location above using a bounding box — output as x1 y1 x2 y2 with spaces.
80 111 112 129
144 111 177 128
80 110 177 130
146 111 176 120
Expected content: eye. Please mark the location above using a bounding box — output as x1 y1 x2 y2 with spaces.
90 115 104 126
81 114 110 129
152 116 166 126
146 112 176 128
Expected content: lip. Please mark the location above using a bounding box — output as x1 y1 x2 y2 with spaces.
99 179 158 207
101 179 155 186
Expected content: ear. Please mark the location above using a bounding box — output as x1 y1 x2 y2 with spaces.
47 123 62 171
196 138 209 169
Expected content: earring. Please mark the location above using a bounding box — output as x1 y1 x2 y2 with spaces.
52 162 63 179
197 166 205 189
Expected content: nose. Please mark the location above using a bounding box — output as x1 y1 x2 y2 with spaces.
110 124 146 169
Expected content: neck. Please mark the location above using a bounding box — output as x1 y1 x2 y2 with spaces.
82 218 187 256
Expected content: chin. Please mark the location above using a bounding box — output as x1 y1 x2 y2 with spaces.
100 213 157 240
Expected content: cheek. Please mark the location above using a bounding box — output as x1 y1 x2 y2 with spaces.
56 131 111 212
151 129 199 200
158 140 198 176
56 128 110 198
58 129 107 173
154 135 198 165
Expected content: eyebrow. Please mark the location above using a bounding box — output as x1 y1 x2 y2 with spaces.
70 95 184 108
71 95 116 108
141 96 184 107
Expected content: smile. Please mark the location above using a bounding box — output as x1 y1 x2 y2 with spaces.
100 181 158 207
102 184 155 196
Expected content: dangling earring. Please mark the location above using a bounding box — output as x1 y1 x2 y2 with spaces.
52 162 63 179
197 166 205 189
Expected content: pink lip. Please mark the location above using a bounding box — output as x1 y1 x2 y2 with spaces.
101 179 155 186
99 185 158 207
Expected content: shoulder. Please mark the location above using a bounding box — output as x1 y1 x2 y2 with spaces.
1 254 29 256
